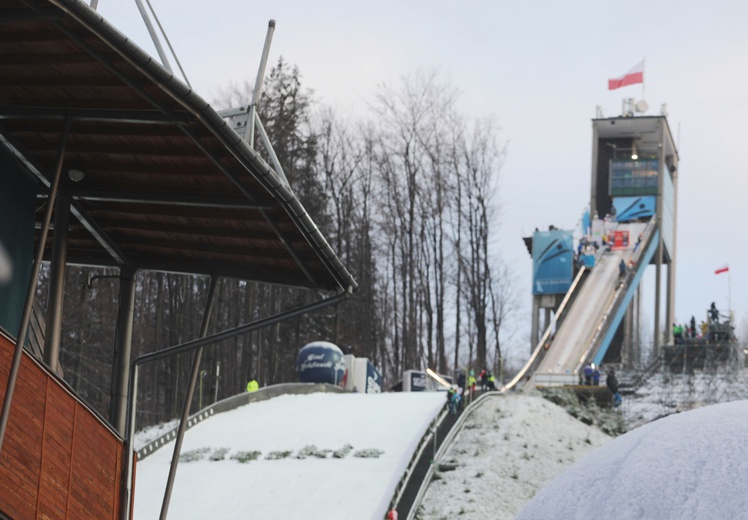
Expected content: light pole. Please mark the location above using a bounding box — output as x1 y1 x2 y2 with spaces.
199 369 207 410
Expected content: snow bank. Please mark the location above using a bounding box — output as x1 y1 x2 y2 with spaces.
518 399 748 519
419 392 611 519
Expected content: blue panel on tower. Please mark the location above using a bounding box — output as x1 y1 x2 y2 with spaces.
613 196 655 222
532 230 573 295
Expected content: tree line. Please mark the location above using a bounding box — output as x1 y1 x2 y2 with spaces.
44 60 515 429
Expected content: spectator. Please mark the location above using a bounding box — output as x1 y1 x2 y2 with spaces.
467 370 477 398
246 378 259 393
583 363 593 385
690 316 697 339
606 369 622 408
448 386 462 415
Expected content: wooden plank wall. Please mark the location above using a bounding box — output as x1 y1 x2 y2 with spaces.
0 333 128 519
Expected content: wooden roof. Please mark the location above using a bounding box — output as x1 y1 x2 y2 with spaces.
0 0 356 292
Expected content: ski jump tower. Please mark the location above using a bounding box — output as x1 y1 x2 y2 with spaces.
590 104 679 365
528 102 679 370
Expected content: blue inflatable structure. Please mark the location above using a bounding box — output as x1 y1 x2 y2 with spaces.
296 341 347 387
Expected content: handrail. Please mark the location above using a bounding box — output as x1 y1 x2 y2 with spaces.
500 265 588 392
574 217 657 374
405 392 500 520
389 405 449 512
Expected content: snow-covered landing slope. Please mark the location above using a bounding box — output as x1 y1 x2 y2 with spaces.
419 392 612 520
133 392 445 520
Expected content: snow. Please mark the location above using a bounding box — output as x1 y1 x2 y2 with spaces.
517 399 748 519
133 392 445 520
134 369 748 520
418 392 611 520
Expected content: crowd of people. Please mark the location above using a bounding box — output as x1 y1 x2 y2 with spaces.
446 368 498 415
671 304 734 343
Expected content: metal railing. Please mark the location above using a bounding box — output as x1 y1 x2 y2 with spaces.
574 217 658 374
405 392 500 520
388 405 449 513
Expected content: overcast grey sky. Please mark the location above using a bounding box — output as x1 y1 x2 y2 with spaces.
98 0 748 359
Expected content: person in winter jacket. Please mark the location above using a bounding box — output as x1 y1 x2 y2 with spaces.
606 369 622 407
467 370 477 398
386 508 398 520
448 387 462 415
583 364 593 385
487 372 496 391
479 368 489 391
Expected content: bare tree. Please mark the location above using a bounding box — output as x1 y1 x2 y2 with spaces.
454 117 508 370
370 71 458 375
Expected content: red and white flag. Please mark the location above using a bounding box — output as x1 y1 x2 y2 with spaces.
608 60 644 90
715 264 729 275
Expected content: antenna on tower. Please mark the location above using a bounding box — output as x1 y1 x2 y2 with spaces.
621 98 649 117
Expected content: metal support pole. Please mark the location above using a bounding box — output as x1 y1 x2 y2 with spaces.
122 361 140 520
247 20 276 148
432 418 437 462
214 362 220 404
254 111 289 186
44 193 72 373
111 267 137 435
160 276 218 520
532 299 539 351
654 130 665 358
0 118 71 454
133 0 173 73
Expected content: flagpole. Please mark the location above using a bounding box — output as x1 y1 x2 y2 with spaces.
642 57 646 100
728 268 732 322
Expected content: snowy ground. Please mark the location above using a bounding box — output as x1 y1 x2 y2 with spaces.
621 368 748 429
415 367 748 519
418 392 611 520
133 367 748 519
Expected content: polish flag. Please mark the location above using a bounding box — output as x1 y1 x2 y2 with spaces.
608 60 644 90
715 265 729 275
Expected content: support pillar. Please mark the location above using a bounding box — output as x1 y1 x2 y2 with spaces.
531 297 540 353
44 193 72 374
110 267 136 435
654 241 662 359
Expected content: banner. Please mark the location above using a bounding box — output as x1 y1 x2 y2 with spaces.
612 196 655 222
611 230 629 251
532 230 573 295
